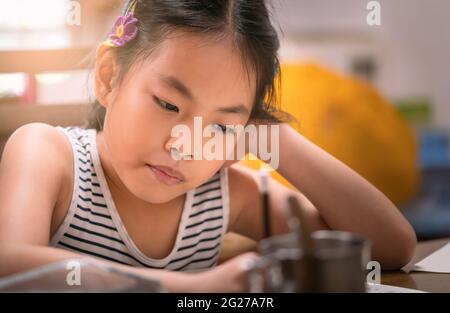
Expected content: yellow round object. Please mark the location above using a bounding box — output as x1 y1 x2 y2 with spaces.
240 63 420 205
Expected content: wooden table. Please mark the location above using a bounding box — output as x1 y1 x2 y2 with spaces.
382 238 450 292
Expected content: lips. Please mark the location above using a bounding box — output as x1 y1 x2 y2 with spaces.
146 164 185 185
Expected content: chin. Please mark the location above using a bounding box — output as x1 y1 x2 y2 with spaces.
144 193 179 204
133 183 184 204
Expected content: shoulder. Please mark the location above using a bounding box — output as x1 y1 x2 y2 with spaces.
226 163 262 231
2 123 73 186
5 122 72 158
0 123 76 245
227 163 260 195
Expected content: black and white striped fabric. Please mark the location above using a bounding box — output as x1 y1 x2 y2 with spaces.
50 126 230 272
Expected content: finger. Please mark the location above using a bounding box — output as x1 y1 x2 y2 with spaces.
237 252 260 271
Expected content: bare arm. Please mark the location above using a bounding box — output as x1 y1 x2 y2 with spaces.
231 123 417 269
0 243 201 292
275 123 416 268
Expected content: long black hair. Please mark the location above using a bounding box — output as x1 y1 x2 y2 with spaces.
85 0 292 130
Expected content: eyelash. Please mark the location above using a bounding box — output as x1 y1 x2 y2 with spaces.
212 124 235 134
153 96 179 113
152 96 235 134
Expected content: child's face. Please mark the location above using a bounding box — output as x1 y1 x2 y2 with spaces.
100 31 255 203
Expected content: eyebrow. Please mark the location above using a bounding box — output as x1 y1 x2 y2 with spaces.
158 74 249 115
216 104 249 115
159 74 194 101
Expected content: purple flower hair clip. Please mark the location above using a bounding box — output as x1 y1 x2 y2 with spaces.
105 10 139 48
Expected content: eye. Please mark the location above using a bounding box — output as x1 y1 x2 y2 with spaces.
153 96 179 113
212 124 235 134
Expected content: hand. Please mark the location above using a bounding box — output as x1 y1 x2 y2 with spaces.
195 252 260 292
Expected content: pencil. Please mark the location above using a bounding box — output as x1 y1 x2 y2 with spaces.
260 167 271 238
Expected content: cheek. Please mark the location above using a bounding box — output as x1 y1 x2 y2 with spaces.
112 95 157 132
106 95 169 155
103 117 152 174
189 159 225 181
104 122 139 172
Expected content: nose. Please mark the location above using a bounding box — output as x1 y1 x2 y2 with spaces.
164 133 193 161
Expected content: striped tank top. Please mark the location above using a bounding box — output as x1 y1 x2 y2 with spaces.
50 126 230 272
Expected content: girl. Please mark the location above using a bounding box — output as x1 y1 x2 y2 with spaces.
0 0 416 292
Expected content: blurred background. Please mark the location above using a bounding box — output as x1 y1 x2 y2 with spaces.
0 0 449 241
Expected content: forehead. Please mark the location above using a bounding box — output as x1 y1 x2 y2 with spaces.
134 31 256 111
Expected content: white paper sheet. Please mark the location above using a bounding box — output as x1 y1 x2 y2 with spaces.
412 242 450 273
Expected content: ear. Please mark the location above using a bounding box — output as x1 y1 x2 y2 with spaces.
94 44 118 109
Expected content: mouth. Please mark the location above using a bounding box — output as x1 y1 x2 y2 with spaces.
146 164 185 185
